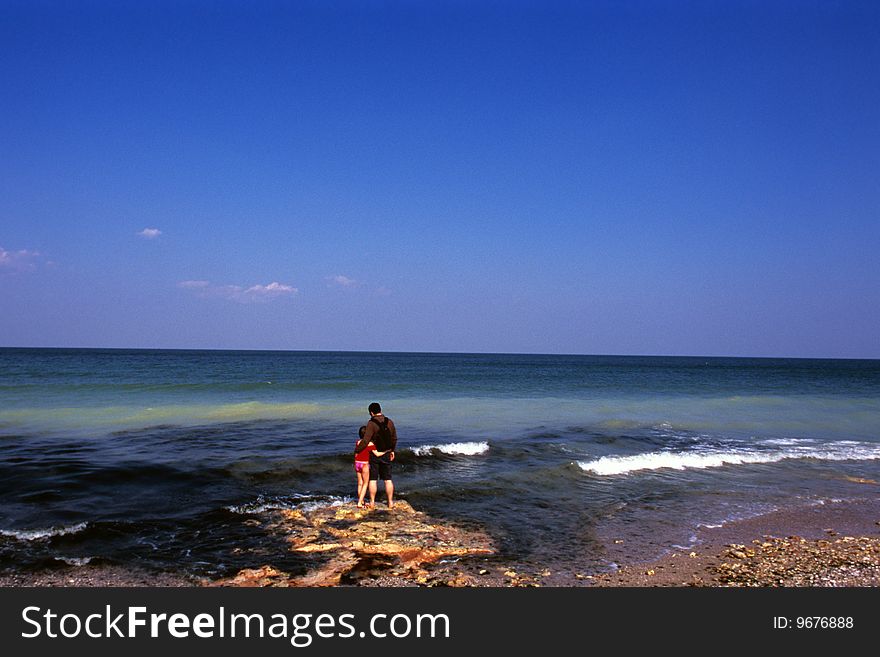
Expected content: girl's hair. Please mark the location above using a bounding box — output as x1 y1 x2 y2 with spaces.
358 425 367 438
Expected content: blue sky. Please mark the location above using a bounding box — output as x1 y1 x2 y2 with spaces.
1 1 878 357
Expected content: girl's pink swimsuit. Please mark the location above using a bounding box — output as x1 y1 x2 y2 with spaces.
355 442 375 471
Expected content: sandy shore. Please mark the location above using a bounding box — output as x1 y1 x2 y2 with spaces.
590 498 880 587
2 498 879 587
0 565 193 587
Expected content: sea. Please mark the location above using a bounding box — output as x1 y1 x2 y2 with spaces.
1 348 879 580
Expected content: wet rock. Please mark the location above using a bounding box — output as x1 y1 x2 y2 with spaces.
841 476 877 485
216 565 291 587
211 501 494 587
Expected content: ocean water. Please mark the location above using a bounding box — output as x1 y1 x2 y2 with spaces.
1 348 879 579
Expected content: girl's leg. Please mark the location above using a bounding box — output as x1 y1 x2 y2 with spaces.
356 468 365 507
358 464 370 507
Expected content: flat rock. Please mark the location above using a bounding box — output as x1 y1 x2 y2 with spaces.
210 501 494 587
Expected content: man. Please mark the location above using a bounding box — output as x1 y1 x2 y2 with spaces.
354 402 398 509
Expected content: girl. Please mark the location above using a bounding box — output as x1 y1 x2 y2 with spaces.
354 425 386 508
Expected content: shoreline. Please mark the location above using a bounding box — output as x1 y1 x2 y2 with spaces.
590 497 880 586
2 497 879 587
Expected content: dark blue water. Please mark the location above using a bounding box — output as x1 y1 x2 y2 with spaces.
1 348 878 578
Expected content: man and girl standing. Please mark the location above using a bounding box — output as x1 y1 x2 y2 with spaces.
353 402 398 509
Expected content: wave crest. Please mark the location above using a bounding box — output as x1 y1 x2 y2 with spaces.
0 522 89 542
411 441 489 456
225 494 350 515
578 442 880 476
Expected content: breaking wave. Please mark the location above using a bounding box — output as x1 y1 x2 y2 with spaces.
411 441 490 456
225 494 351 515
578 442 880 476
0 522 89 542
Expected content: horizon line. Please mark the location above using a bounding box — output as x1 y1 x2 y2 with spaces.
0 345 877 362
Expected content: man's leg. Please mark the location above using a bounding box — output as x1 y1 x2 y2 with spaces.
384 478 394 509
368 480 378 508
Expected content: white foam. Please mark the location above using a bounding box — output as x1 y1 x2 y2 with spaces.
226 500 289 514
806 497 846 507
296 497 351 512
411 441 490 456
55 556 93 566
579 451 771 475
578 442 880 476
226 495 350 515
761 438 809 446
0 522 88 542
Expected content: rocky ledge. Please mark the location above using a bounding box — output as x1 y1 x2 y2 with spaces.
209 501 495 587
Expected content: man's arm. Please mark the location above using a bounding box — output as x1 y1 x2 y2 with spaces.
354 423 375 454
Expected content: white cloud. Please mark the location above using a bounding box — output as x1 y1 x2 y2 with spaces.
0 246 42 271
242 282 298 298
137 228 162 239
328 274 358 287
178 280 298 303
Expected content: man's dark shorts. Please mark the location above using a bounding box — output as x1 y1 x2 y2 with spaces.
369 453 393 481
